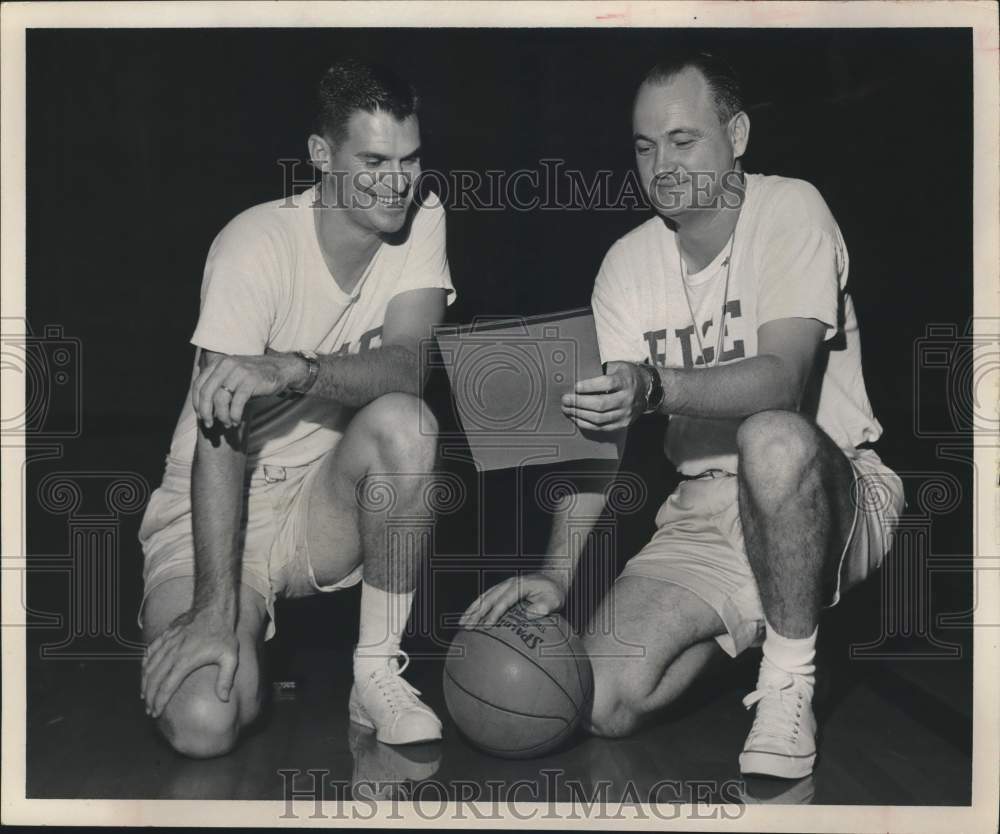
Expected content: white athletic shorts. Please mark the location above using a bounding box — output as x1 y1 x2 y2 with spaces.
618 447 904 656
137 454 363 641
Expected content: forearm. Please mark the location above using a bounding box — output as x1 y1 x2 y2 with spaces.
190 425 247 627
655 354 800 419
294 345 422 408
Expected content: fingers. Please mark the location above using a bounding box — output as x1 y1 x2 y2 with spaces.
467 581 525 628
458 587 499 629
573 374 621 395
193 358 226 427
561 390 629 430
147 640 225 718
523 598 555 617
193 355 230 426
567 414 609 432
521 585 561 617
561 392 622 413
143 639 177 716
565 409 630 431
215 648 239 702
228 377 255 426
563 407 626 427
561 389 628 424
459 579 517 629
476 583 524 627
141 628 176 704
195 357 249 430
212 386 236 429
151 654 201 718
194 354 286 429
141 628 213 717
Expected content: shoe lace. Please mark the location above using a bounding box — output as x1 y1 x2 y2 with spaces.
742 672 806 744
372 651 423 714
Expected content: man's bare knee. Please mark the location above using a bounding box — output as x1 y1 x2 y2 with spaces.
158 690 247 759
583 654 647 739
355 393 437 470
738 409 821 498
587 675 642 739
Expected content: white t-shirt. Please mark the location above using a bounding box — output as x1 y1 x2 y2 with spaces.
592 173 881 476
163 186 455 471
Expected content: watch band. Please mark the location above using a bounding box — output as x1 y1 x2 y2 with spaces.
287 350 319 395
642 363 664 414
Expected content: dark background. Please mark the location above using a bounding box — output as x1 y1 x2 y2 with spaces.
24 27 973 731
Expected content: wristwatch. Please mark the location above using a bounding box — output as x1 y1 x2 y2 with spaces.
286 350 319 396
642 362 664 414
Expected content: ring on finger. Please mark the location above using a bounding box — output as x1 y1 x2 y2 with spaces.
221 384 235 395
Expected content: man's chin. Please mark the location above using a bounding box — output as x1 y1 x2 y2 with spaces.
648 190 690 216
652 201 689 220
370 210 409 236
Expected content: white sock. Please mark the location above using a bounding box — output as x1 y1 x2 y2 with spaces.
354 581 414 680
761 619 817 686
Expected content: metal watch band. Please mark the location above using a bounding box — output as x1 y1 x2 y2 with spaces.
288 350 319 395
643 363 664 414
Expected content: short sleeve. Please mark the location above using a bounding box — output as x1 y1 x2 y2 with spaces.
754 183 847 341
391 194 456 305
592 244 646 364
190 217 280 356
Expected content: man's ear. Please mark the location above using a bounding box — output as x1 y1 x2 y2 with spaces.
307 133 334 174
729 111 750 159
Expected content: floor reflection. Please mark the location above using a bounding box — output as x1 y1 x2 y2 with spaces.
348 723 442 801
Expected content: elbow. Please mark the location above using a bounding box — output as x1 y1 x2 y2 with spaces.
769 383 804 414
777 390 802 413
765 356 809 413
388 345 424 396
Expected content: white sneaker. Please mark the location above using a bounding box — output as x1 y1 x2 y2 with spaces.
739 658 817 779
348 651 442 746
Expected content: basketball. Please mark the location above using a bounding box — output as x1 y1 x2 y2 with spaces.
443 604 594 758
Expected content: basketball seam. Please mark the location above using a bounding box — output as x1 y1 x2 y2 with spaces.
443 667 571 740
569 628 587 700
575 653 586 701
556 618 587 699
469 628 580 712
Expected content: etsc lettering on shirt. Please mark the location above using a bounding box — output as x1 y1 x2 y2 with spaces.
642 299 746 368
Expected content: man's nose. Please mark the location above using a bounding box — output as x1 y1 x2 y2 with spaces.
379 167 411 195
653 147 679 179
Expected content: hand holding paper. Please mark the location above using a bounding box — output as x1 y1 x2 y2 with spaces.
560 360 649 432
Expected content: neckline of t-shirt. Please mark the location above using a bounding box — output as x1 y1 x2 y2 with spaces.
675 173 756 288
304 183 382 304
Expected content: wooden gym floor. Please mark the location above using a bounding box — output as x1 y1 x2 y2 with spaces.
23 431 972 808
25 590 972 807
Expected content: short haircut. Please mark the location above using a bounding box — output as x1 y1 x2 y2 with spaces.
642 50 744 126
314 58 419 144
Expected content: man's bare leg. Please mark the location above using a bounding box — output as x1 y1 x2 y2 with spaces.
304 392 441 744
735 409 855 778
584 577 727 738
